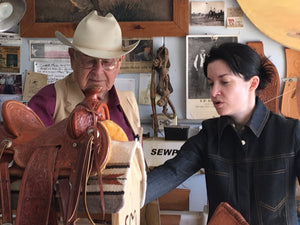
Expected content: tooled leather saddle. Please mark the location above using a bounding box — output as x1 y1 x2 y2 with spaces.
0 88 116 225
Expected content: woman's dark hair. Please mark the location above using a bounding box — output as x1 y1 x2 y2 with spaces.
203 42 273 90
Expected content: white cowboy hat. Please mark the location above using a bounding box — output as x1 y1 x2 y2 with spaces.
0 0 26 32
55 10 139 59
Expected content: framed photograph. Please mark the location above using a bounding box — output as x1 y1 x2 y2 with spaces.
0 46 20 73
20 0 188 37
190 1 224 26
186 35 238 120
0 73 22 95
120 38 153 74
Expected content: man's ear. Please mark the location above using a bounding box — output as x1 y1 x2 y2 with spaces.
118 55 125 66
249 75 260 91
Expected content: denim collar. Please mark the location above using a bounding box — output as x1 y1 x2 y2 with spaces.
218 97 270 138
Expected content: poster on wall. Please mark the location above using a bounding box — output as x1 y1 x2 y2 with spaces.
186 35 238 120
119 38 153 74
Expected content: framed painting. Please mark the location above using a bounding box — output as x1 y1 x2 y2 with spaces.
186 35 239 120
20 0 189 37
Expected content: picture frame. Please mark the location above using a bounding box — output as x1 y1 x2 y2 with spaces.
20 0 189 37
186 35 239 120
190 1 225 26
120 38 153 74
0 46 20 73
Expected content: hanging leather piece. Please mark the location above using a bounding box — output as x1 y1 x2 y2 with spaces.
151 45 177 137
151 66 159 137
247 41 280 113
281 48 300 119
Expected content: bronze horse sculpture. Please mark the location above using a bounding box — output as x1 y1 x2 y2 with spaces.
0 88 125 225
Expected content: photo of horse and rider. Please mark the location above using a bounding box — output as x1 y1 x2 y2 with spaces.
190 1 224 26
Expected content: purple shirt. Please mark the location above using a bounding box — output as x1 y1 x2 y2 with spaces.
28 85 135 141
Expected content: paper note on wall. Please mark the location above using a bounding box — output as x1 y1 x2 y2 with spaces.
34 61 73 84
23 71 48 101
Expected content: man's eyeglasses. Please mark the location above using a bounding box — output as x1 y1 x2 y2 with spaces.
75 52 121 71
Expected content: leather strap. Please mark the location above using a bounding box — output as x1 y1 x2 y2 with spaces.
15 145 58 225
247 41 280 113
57 179 71 224
0 157 12 224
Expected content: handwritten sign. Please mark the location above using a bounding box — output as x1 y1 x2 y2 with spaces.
34 61 73 84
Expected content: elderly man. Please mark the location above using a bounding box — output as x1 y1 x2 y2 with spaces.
28 11 142 141
28 10 159 225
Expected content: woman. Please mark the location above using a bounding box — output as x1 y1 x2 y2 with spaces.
145 42 300 225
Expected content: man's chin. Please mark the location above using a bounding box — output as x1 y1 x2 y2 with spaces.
84 87 107 97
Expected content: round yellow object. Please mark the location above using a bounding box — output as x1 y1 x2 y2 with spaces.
237 0 300 51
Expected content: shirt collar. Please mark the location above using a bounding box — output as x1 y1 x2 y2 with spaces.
218 97 270 137
247 97 270 137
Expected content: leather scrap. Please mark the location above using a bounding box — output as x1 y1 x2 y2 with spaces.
247 41 280 113
281 48 300 119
